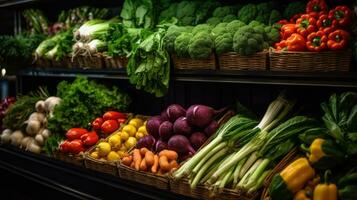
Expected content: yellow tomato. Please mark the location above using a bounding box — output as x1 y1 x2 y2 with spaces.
135 132 145 140
96 142 111 157
138 126 147 134
125 137 137 149
108 134 121 150
117 150 128 158
120 131 130 141
107 151 120 162
119 145 127 152
122 125 137 137
90 151 99 159
129 118 144 128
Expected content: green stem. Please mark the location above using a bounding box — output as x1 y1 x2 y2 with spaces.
239 151 259 179
233 157 247 185
247 170 271 193
237 158 263 189
190 147 228 189
192 142 226 175
243 158 270 189
200 158 225 184
219 166 235 189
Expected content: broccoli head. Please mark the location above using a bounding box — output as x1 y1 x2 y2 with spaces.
212 22 228 39
255 2 274 24
215 32 233 55
213 6 236 18
264 26 280 45
233 25 265 55
174 32 193 57
248 20 264 27
188 31 214 59
159 3 178 22
222 14 237 23
176 1 198 19
195 1 221 24
206 17 222 26
163 25 191 53
226 20 245 33
192 24 212 35
238 4 257 24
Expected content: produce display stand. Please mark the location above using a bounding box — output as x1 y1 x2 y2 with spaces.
1 0 357 200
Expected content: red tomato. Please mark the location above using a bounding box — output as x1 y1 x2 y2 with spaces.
101 120 119 134
68 139 85 154
92 117 104 131
66 128 88 141
59 140 71 153
103 111 126 121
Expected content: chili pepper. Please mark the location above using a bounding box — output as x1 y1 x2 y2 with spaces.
313 170 337 200
269 158 315 200
290 14 303 23
101 119 119 134
327 29 350 50
68 139 85 154
317 14 337 35
306 0 328 18
103 111 126 121
59 140 71 153
296 14 317 37
80 131 99 146
91 117 104 131
329 6 352 27
306 31 327 51
281 24 297 40
65 128 88 141
286 33 306 51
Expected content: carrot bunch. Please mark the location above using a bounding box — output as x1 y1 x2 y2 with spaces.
121 148 179 174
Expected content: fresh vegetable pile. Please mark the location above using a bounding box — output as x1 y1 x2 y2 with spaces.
268 91 357 200
275 0 352 52
59 128 99 155
88 117 148 162
139 104 225 161
121 148 179 174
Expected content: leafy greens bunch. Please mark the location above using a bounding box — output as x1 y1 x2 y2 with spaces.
48 76 131 134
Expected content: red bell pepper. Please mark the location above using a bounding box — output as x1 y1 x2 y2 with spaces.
103 111 126 121
101 119 119 134
296 14 318 37
69 139 85 154
290 14 303 23
306 0 328 18
275 40 287 50
286 33 306 51
277 19 289 25
91 117 104 131
280 24 296 40
327 29 350 50
317 14 337 35
59 140 71 153
306 31 327 51
80 131 99 146
117 118 126 125
66 128 88 141
328 6 352 27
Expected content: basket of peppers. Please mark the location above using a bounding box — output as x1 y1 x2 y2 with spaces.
270 0 352 72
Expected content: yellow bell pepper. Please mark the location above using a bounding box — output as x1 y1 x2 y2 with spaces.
309 138 325 163
280 157 315 193
313 170 337 200
293 189 311 200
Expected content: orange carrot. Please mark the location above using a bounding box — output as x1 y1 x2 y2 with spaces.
140 158 147 171
159 150 178 160
130 162 135 168
145 151 155 167
151 155 159 173
122 155 133 166
133 149 142 171
140 147 149 156
169 160 179 169
159 155 170 171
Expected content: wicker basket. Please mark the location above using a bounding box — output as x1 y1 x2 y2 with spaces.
261 149 299 200
84 139 120 176
219 51 268 71
118 162 170 190
172 54 217 70
103 55 128 69
269 48 352 72
53 151 85 167
34 57 52 68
